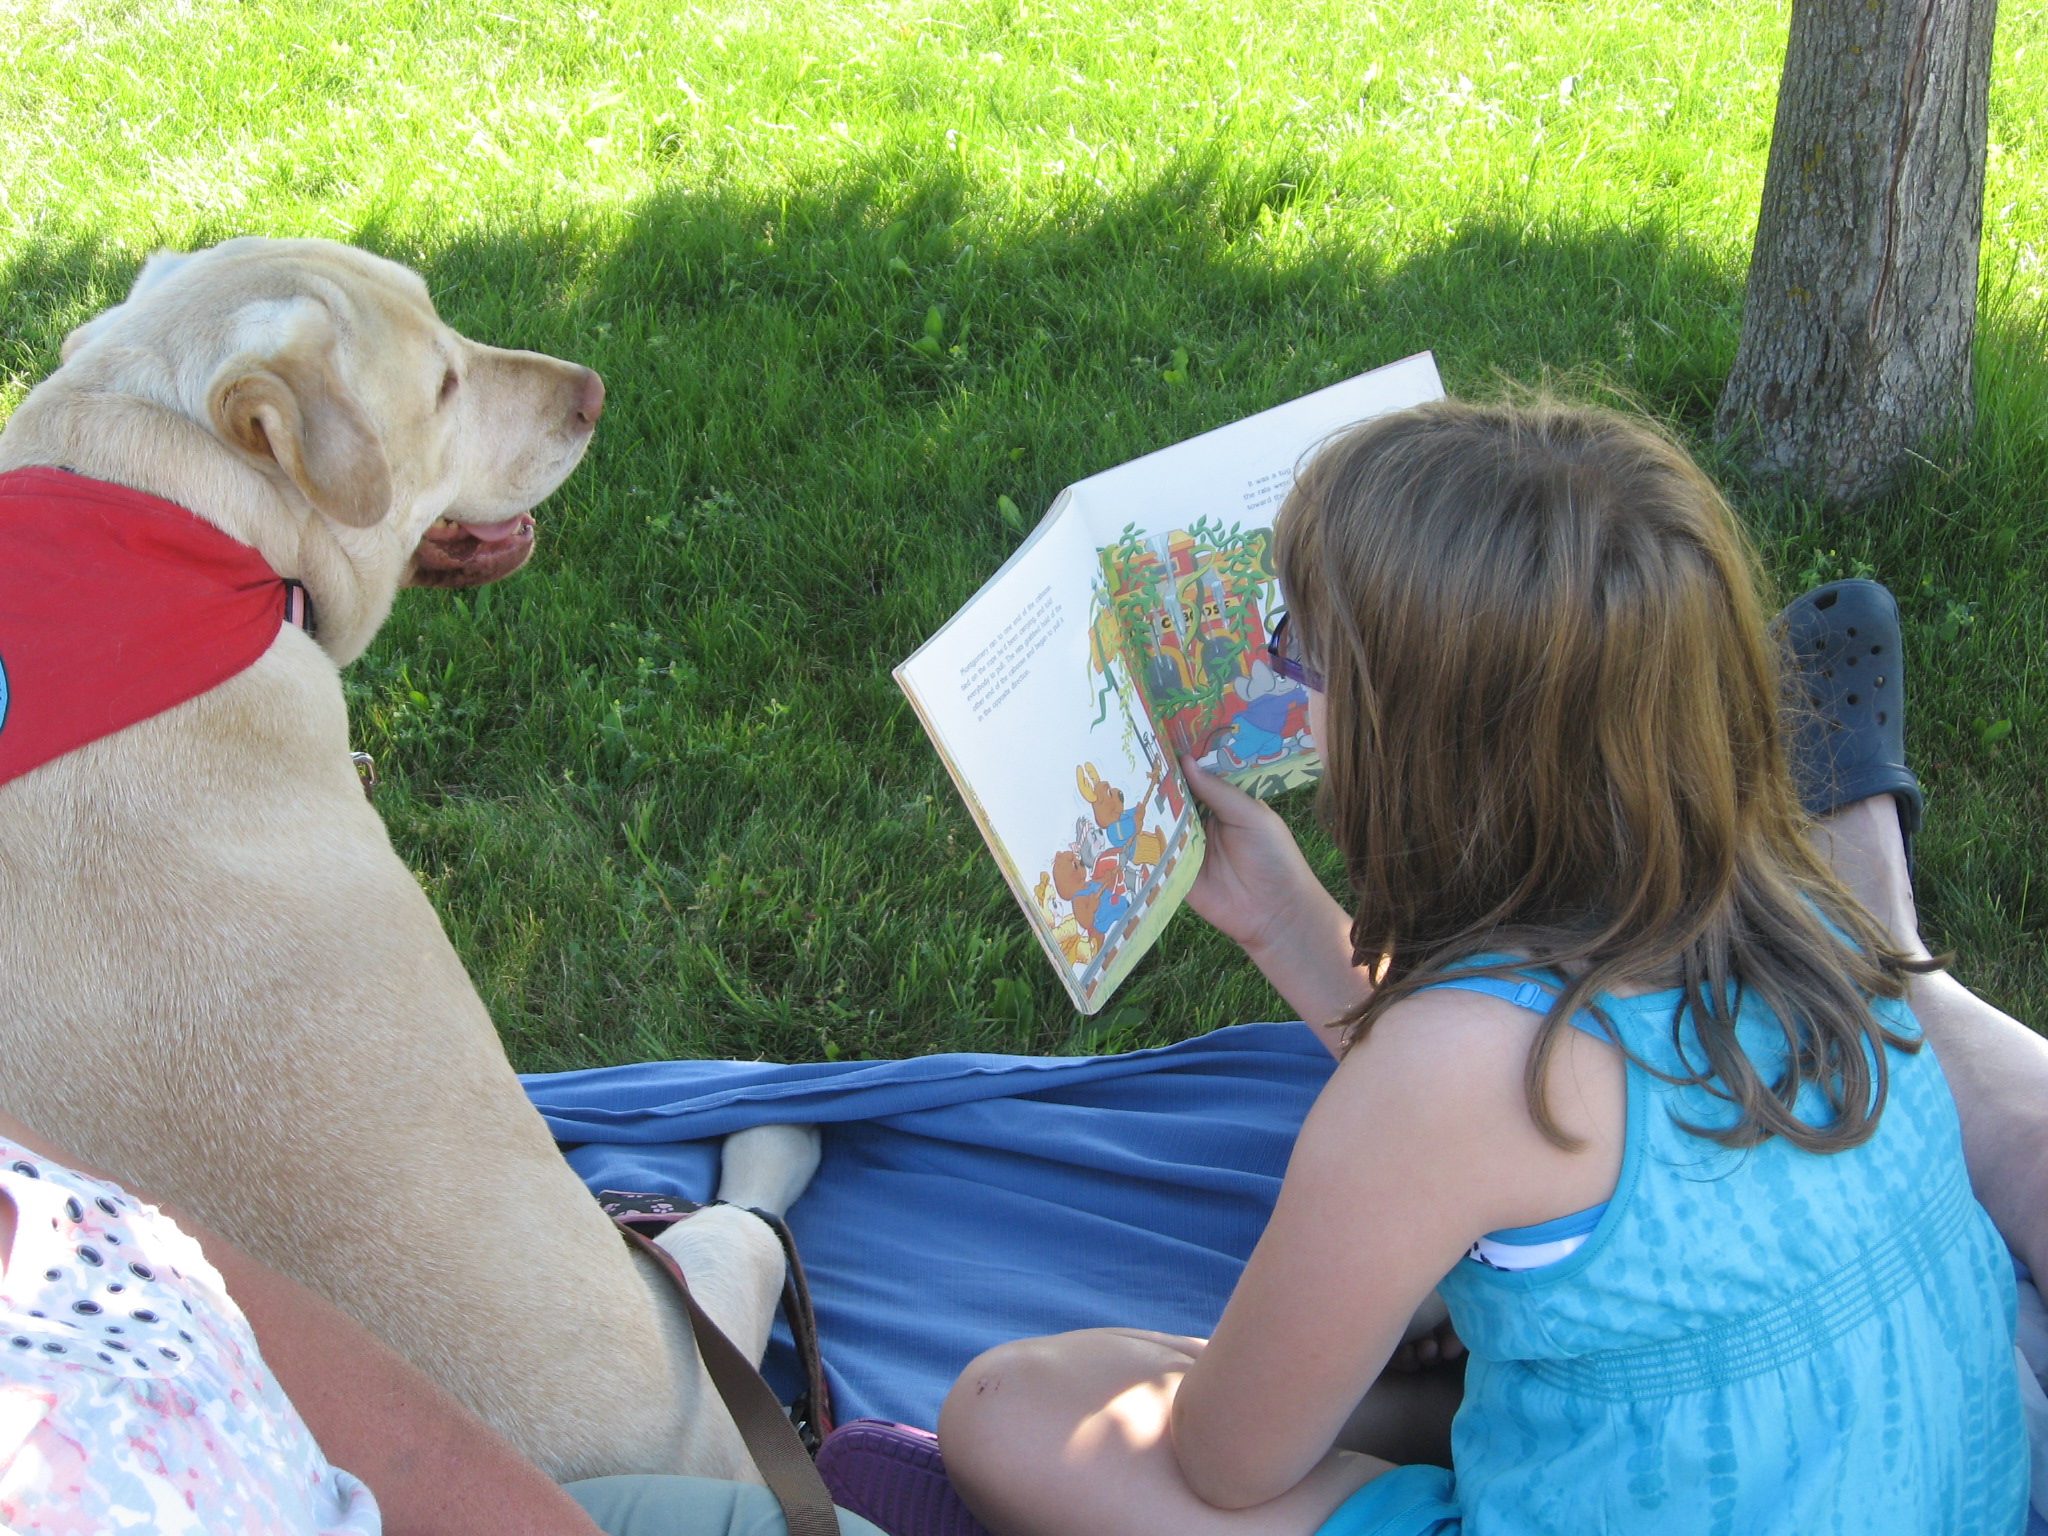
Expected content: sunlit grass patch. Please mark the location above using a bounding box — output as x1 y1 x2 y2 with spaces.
2 0 2043 1066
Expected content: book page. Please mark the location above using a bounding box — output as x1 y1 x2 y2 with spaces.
897 353 1444 1014
1065 354 1444 535
1097 522 1319 799
1073 353 1444 797
895 494 1203 1015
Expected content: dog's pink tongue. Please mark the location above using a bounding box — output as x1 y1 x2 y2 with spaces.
461 517 527 543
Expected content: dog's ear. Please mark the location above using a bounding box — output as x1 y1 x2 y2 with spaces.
207 323 393 529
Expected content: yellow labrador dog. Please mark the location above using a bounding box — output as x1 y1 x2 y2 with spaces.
0 238 818 1482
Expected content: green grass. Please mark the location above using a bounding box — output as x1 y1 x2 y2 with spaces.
2 0 2044 1070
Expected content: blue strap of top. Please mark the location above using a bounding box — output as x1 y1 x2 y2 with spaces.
1422 972 1614 1044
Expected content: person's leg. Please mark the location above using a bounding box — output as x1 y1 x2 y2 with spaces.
1330 1294 1463 1468
937 1327 1390 1536
1814 793 2048 1277
564 1474 885 1536
1328 1361 1463 1469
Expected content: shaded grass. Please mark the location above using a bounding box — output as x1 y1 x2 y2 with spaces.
0 0 2043 1068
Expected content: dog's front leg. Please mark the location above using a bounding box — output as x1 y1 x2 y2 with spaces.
653 1124 822 1364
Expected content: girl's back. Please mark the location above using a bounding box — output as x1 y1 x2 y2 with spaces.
1438 972 2026 1534
934 398 2033 1536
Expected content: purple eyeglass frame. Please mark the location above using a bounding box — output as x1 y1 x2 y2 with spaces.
1268 614 1323 693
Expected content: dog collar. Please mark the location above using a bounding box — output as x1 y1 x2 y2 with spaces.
0 466 311 789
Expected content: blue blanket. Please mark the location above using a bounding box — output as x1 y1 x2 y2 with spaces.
522 1023 1334 1429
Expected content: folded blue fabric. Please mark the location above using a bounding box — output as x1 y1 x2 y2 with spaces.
523 1023 1333 1428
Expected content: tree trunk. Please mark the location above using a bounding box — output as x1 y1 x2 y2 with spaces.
1716 0 1999 505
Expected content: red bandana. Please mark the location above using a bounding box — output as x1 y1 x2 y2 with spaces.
0 466 298 789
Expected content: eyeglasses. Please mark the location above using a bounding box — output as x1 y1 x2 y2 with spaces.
1268 614 1324 693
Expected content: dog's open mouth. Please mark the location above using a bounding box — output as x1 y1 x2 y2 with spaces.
409 513 537 588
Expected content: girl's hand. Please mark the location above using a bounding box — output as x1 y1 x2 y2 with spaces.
1183 758 1325 953
1182 758 1374 1037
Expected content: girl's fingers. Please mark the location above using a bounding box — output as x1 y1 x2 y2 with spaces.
1181 756 1269 823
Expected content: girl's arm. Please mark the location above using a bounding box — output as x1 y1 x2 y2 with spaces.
0 1109 604 1536
1169 991 1626 1509
1182 762 1373 1048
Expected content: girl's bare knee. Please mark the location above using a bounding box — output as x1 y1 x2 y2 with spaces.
942 1332 1127 1483
942 1336 1054 1448
942 1329 1196 1475
939 1339 1055 1524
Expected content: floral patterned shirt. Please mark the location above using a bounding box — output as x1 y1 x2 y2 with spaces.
0 1139 380 1534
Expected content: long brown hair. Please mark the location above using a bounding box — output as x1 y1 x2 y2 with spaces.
1275 397 1933 1153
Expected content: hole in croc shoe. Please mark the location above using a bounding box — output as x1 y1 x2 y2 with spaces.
1846 627 1858 638
1846 655 1858 665
1870 644 1883 654
1823 670 1834 679
1847 694 1860 705
1876 676 1886 687
1815 591 1839 610
1878 712 1887 724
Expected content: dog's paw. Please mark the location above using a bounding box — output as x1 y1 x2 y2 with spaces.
716 1124 823 1218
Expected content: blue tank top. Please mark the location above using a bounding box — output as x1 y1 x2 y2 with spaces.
1423 964 2028 1535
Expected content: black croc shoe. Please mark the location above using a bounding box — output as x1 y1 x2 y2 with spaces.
1777 579 1924 859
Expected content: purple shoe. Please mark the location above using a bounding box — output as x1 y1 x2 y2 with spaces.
815 1419 995 1536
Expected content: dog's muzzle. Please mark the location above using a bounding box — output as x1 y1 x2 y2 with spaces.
409 513 537 588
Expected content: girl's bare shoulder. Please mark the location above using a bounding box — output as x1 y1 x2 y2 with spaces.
1345 982 1554 1072
1320 982 1626 1178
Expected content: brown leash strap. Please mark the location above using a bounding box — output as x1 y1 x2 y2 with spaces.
597 1192 833 1452
615 1223 841 1536
738 1204 834 1449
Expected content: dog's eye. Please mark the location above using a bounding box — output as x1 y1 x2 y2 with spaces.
438 368 460 405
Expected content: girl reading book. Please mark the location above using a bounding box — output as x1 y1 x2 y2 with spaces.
932 399 2033 1534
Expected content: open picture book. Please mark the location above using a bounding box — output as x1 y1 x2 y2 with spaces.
896 353 1446 1013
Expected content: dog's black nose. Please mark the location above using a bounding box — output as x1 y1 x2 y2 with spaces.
574 368 605 427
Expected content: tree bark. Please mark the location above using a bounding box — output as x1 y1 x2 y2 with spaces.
1717 0 1999 505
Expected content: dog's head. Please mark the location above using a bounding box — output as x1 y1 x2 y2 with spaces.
51 238 602 659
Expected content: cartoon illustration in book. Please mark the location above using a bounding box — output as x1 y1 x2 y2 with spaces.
1062 761 1167 942
1190 572 1241 684
1203 658 1313 772
1140 607 1190 702
1032 757 1176 972
1079 761 1167 875
1050 847 1121 944
1094 520 1317 790
1032 869 1099 968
